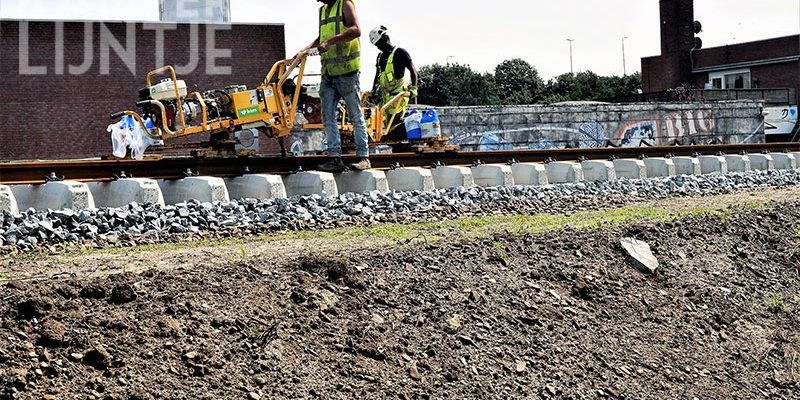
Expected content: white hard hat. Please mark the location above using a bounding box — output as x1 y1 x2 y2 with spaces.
369 25 388 46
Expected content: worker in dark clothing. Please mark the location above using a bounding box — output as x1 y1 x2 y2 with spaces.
368 25 419 140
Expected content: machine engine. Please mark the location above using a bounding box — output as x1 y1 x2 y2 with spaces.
137 79 236 132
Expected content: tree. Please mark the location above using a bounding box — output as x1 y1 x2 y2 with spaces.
418 63 498 107
543 73 577 103
605 72 642 100
417 59 644 106
544 71 611 102
543 71 642 103
493 59 545 105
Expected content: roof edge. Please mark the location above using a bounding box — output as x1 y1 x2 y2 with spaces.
693 55 800 74
696 34 799 52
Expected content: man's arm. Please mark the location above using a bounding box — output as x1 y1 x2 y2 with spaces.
299 37 321 56
371 74 380 92
408 60 419 87
401 50 419 97
304 37 321 51
371 55 381 93
319 0 361 53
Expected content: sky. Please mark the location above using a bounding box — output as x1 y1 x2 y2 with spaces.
1 0 799 87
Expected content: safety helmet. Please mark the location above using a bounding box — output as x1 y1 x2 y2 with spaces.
369 25 389 46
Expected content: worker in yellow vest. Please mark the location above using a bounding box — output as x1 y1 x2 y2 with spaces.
369 26 419 140
300 0 369 172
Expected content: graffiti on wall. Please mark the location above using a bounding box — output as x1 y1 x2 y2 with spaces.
448 109 734 151
612 121 658 147
661 110 717 144
458 126 576 151
610 110 717 146
282 104 765 154
765 106 798 136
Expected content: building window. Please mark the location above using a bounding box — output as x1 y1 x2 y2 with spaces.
709 69 752 89
725 73 750 89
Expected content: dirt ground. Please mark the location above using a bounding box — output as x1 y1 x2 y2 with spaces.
2 190 800 399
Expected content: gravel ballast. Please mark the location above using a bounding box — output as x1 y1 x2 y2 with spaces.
2 169 800 250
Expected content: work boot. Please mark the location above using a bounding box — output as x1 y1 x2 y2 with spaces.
350 157 371 171
317 157 346 173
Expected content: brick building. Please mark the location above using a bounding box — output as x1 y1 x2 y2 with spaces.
0 20 285 161
690 35 799 93
642 0 800 99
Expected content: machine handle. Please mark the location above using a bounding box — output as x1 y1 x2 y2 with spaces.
136 101 151 107
110 112 125 120
144 65 187 136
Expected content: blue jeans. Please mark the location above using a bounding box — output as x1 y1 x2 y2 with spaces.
320 72 369 158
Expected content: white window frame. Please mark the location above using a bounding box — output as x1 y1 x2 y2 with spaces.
708 68 752 89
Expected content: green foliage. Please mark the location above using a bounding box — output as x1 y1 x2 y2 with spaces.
544 72 604 103
494 59 545 105
769 294 788 314
417 59 642 106
418 63 498 107
248 326 263 339
492 241 509 262
542 71 642 103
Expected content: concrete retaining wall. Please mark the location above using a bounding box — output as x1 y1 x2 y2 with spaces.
434 101 764 151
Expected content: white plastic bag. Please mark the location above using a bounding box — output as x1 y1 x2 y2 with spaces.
108 119 131 158
108 115 156 160
129 120 156 160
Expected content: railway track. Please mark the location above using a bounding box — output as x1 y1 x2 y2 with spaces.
2 143 800 185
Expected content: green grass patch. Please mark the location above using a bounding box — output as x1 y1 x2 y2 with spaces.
248 326 263 339
44 222 422 261
492 240 510 263
734 257 749 269
26 197 773 262
769 294 789 314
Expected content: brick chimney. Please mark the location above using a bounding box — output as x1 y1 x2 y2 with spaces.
659 0 696 88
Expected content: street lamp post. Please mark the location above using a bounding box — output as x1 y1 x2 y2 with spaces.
566 39 575 74
622 36 629 76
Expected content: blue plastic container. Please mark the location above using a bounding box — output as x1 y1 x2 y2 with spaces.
420 109 441 138
404 110 423 140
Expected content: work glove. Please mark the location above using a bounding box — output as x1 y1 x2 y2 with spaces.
409 86 419 98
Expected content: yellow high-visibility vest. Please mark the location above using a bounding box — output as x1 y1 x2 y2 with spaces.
319 0 361 77
378 48 410 129
379 48 409 94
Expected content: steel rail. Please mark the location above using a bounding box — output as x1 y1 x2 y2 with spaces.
2 143 800 185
